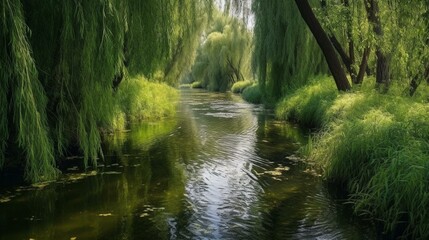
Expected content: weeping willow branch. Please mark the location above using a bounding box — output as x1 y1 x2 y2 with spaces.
1 0 57 181
252 0 329 100
1 0 212 182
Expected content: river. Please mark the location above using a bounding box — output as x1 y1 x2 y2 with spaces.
0 89 375 239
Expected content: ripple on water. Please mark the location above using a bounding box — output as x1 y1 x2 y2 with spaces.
0 89 375 240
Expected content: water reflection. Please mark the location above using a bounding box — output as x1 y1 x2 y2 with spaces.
0 89 375 240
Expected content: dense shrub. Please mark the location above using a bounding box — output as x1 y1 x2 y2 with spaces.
111 76 179 127
242 84 263 104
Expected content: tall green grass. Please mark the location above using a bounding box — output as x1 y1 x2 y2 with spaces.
276 76 338 128
110 75 179 129
277 76 429 238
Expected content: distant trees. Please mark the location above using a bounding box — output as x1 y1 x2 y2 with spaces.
190 13 252 92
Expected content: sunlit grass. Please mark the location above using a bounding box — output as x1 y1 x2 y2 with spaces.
191 81 203 89
107 75 179 132
276 76 338 128
231 80 253 93
277 76 429 238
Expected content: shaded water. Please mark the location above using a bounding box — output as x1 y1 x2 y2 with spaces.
0 89 375 240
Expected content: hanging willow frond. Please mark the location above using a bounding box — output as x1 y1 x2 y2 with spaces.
1 0 57 181
0 0 213 182
252 0 328 100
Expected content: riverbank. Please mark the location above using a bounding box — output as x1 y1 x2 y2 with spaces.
276 76 429 239
0 76 179 184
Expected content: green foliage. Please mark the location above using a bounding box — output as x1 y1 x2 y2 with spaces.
276 76 338 128
252 0 328 100
0 0 211 182
127 0 209 85
313 98 429 238
315 0 429 90
1 0 57 181
231 80 253 93
191 81 203 89
190 12 253 92
114 76 179 124
241 84 263 104
279 76 429 238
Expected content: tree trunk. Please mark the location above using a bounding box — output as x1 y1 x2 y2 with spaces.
356 46 370 84
321 0 372 84
295 0 351 91
344 0 356 83
365 0 390 88
409 66 429 96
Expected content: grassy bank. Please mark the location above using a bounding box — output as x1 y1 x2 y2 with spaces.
107 76 179 132
276 76 429 239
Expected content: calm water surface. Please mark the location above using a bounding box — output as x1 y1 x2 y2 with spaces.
0 89 375 239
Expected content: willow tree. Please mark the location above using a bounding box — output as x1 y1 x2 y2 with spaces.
252 0 329 100
318 0 371 85
1 0 212 182
191 13 252 92
294 0 351 91
1 0 57 181
318 0 429 93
